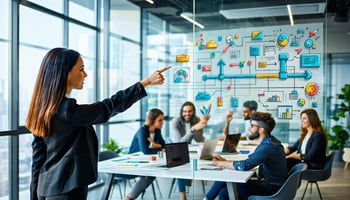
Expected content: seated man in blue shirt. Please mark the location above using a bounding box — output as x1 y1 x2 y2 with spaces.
205 112 288 200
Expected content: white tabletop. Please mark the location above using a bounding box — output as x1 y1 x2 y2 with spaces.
98 152 256 183
98 148 257 200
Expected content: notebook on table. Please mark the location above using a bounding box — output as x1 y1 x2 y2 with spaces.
158 142 190 168
199 139 218 160
218 133 242 155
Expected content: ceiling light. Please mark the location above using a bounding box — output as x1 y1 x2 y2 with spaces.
219 3 326 19
145 0 154 4
287 4 294 26
180 13 205 29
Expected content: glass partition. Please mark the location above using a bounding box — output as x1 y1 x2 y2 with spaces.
134 0 329 145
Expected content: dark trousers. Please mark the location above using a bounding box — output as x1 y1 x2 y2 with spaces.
206 180 280 200
286 158 301 171
43 186 88 200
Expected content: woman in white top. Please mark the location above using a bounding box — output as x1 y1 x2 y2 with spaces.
284 108 327 171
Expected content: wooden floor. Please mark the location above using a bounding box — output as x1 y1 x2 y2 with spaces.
89 160 350 200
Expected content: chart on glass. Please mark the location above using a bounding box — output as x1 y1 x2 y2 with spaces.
169 23 324 120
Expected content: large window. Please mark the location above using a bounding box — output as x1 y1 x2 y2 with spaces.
105 0 142 149
0 0 10 198
68 23 97 103
0 136 9 198
69 0 97 26
0 0 9 131
27 0 63 13
19 6 64 125
0 1 103 199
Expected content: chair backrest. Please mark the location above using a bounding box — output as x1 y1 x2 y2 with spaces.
343 147 350 162
322 151 336 179
99 150 119 161
248 163 308 200
302 150 336 182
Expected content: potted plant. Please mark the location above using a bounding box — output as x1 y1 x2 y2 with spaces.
102 138 122 155
328 84 350 159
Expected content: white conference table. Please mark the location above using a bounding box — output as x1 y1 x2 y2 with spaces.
98 143 257 200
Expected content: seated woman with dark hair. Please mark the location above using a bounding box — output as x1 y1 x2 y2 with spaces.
125 108 166 200
284 108 327 171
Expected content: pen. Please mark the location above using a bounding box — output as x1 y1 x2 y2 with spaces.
112 158 128 162
127 160 149 163
202 106 207 114
207 103 212 115
200 167 223 171
200 109 206 115
117 163 138 167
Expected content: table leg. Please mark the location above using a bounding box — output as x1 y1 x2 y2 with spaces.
101 173 114 200
226 182 238 200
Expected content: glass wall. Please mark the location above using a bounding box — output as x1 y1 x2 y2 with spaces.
0 0 104 199
133 0 332 144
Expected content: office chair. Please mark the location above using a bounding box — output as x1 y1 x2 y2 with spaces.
99 150 136 199
343 147 350 170
248 163 308 200
301 150 336 200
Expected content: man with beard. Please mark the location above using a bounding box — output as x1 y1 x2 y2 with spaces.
170 101 210 200
221 100 259 144
204 112 288 200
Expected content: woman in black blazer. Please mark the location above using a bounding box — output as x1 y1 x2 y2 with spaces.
26 47 170 200
284 108 328 171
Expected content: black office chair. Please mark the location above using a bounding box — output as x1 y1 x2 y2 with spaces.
301 150 336 200
248 163 308 200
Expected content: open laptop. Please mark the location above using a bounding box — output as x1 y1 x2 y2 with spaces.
218 133 241 155
199 139 218 160
159 142 190 168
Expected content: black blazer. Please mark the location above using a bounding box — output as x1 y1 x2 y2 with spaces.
128 125 166 154
30 82 147 199
287 131 327 169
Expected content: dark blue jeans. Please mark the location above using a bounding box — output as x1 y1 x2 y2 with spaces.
206 180 281 200
177 178 192 192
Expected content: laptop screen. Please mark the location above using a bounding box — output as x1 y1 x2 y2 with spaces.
222 133 241 153
199 139 218 160
164 142 190 167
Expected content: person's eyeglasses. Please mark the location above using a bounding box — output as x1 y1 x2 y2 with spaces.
250 124 259 128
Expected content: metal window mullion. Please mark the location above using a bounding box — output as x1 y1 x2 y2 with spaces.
10 0 20 199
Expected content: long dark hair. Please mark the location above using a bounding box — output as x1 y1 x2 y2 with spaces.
26 48 80 137
145 108 164 126
299 109 327 146
179 101 197 124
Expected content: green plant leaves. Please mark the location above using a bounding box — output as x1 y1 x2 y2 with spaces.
102 138 120 152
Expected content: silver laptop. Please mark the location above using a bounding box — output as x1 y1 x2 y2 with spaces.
199 139 218 160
